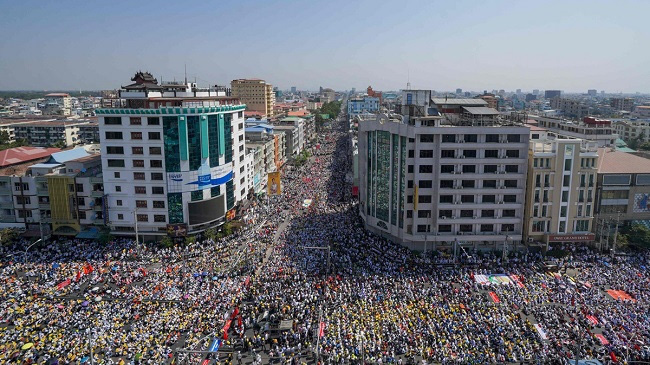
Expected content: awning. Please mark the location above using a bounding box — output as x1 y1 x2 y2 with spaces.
76 227 100 239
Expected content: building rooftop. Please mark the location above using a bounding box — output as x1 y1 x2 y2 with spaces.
45 93 70 97
462 106 500 115
432 98 488 106
0 146 61 168
597 148 650 174
47 147 92 164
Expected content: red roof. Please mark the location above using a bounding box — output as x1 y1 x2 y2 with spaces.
0 147 61 168
288 111 309 117
45 93 70 97
244 111 264 117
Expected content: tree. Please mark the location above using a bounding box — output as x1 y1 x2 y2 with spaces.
614 233 629 249
184 235 196 245
0 228 19 246
0 131 9 145
624 224 650 248
638 141 650 151
204 228 217 242
160 236 174 248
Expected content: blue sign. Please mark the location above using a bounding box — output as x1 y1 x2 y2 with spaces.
198 174 211 186
209 339 222 352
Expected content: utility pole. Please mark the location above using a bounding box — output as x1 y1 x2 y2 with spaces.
134 207 139 245
598 218 605 252
453 238 458 264
502 235 509 261
612 213 621 257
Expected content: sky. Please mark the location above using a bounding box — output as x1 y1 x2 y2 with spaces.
0 0 649 93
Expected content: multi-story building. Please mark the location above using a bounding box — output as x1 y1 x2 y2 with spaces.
320 88 336 103
613 119 650 143
588 89 598 96
245 120 286 170
231 78 275 117
610 97 634 112
78 121 100 144
528 115 617 147
524 135 599 247
7 119 98 147
595 149 650 227
97 71 248 240
43 93 72 116
634 106 650 118
358 92 529 251
550 98 589 120
348 96 380 116
544 90 562 99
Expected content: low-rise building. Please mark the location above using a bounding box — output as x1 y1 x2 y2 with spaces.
550 98 589 120
528 115 617 147
610 97 634 112
348 96 380 116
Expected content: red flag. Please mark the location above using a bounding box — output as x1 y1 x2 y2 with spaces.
75 271 82 282
238 315 242 328
318 322 326 337
57 278 71 290
610 351 617 362
231 307 239 319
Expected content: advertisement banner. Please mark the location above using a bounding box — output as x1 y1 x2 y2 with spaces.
547 234 595 242
167 224 187 237
634 193 650 212
268 172 281 195
166 163 233 194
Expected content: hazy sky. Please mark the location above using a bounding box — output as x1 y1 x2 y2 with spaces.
1 0 648 93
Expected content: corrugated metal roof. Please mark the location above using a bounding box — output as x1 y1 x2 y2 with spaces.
431 98 488 106
462 106 500 115
47 148 91 164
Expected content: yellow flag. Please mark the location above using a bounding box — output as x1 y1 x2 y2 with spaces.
414 185 419 211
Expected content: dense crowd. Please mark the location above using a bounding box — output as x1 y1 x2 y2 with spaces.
1 115 649 364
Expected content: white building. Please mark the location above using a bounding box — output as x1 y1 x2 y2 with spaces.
97 72 248 240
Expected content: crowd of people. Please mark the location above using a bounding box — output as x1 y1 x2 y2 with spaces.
1 114 649 364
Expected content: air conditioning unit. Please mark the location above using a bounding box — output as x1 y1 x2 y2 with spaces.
453 201 459 204
441 216 447 219
499 201 504 204
452 216 457 219
459 140 465 143
499 186 506 189
458 231 464 235
460 155 466 159
473 216 478 219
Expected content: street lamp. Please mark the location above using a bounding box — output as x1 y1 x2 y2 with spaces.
23 238 42 261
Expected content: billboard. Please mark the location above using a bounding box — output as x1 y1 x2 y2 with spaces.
167 163 233 194
268 171 281 195
547 234 595 243
633 193 650 213
188 195 226 225
167 224 187 237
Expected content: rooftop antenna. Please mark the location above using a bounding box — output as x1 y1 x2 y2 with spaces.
406 69 411 90
184 64 187 85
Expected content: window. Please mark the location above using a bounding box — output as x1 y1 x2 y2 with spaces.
151 172 163 181
506 150 519 158
463 150 477 158
16 196 31 204
130 117 141 125
135 186 146 194
419 180 432 188
420 134 434 143
561 191 569 202
417 210 431 218
417 225 430 233
461 195 474 203
408 165 414 173
560 206 567 217
419 165 433 173
460 210 473 218
407 196 413 203
542 205 547 216
419 195 432 203
485 150 498 158
507 134 520 143
154 215 166 222
407 180 413 188
503 209 516 217
464 134 477 143
117 213 124 220
482 195 496 203
600 205 626 214
485 134 499 143
533 158 538 168
153 201 165 208
559 221 566 233
115 186 121 192
440 165 454 174
501 224 515 232
602 175 631 185
134 172 145 180
441 150 455 158
419 150 433 158
149 147 162 155
505 165 518 173
482 209 495 217
137 214 148 222
116 200 122 206
133 160 145 167
78 211 86 220
150 160 163 168
107 159 125 168
131 132 143 140
438 224 452 233
440 180 453 188
406 210 413 218
439 210 452 218
462 165 476 173
564 159 572 171
577 205 583 217
439 195 453 203
148 132 161 140
483 180 497 188
104 117 122 125
408 150 414 158
152 186 164 194
461 180 475 188
576 220 589 231
148 117 160 125
136 200 147 208
534 190 540 202
484 165 498 173
532 221 545 232
601 190 629 199
503 195 516 203
441 134 455 143
459 224 472 232
563 175 571 187
105 131 123 139
114 172 120 178
480 224 493 232
504 180 517 188
106 146 124 154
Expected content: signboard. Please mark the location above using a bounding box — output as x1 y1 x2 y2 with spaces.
547 233 595 242
166 163 233 194
226 209 236 221
268 171 281 195
208 338 222 353
167 224 187 237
